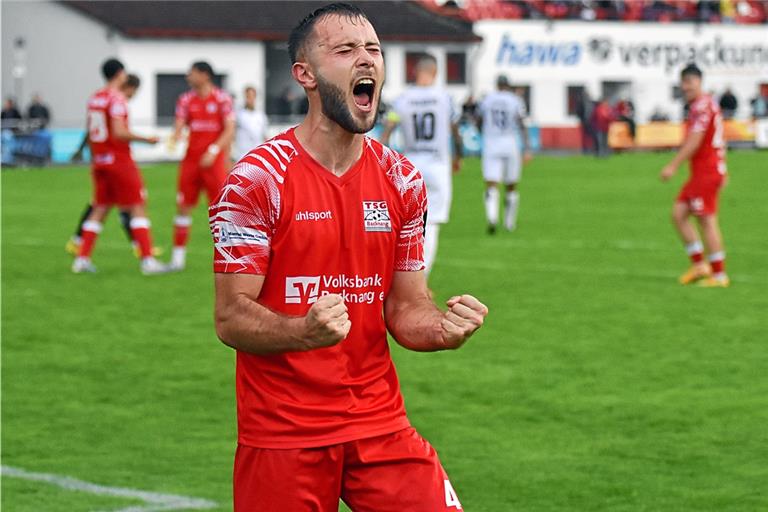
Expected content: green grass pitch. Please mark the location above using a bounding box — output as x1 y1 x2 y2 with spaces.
2 151 767 511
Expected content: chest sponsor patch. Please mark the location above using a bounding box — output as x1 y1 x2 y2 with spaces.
362 200 391 232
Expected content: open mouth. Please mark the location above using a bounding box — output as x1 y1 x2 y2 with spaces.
352 78 375 111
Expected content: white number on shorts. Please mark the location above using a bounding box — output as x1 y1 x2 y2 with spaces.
444 479 462 509
88 111 108 143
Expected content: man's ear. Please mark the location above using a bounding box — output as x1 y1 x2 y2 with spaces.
292 61 317 91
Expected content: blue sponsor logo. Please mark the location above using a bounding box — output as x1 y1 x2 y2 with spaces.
496 35 581 66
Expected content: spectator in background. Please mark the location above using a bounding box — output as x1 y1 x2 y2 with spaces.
27 93 51 129
574 89 594 154
235 86 268 160
750 86 768 119
719 88 738 119
591 98 614 157
650 107 671 122
1 98 22 132
615 96 636 140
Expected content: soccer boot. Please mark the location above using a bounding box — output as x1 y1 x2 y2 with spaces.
133 243 164 259
678 263 711 285
72 257 97 274
141 257 173 276
65 237 80 255
698 275 730 288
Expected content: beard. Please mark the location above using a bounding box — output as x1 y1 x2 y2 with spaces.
316 74 376 134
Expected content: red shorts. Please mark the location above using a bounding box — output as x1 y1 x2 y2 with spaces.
91 160 146 208
177 152 228 207
233 428 463 512
677 176 724 216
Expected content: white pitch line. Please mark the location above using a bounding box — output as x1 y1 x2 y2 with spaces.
1 465 218 512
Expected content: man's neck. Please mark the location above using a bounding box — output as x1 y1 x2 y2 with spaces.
195 83 214 97
294 108 364 177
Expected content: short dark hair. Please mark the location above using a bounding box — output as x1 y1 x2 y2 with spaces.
288 3 368 63
102 58 125 80
191 61 214 79
125 74 140 89
681 63 703 79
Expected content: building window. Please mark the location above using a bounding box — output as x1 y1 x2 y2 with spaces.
567 85 586 117
446 52 466 84
156 73 225 126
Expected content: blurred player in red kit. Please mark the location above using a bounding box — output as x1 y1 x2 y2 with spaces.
208 3 489 510
72 58 168 275
169 61 235 270
661 64 729 287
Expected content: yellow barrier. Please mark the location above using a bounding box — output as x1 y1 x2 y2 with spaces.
609 120 756 149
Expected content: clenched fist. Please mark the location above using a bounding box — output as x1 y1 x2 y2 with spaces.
441 294 488 350
303 294 351 350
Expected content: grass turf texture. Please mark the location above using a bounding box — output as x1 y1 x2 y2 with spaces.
2 152 767 511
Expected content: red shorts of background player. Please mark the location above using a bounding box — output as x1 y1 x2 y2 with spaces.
677 175 724 217
92 160 146 208
233 427 464 512
177 152 228 208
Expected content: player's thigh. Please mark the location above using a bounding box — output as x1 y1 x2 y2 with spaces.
91 168 113 206
114 161 146 209
482 155 503 183
503 151 522 185
177 158 202 207
202 154 229 205
341 428 463 512
233 444 344 512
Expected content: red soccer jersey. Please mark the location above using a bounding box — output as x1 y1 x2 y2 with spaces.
686 94 727 179
209 128 427 449
87 87 131 166
175 87 234 157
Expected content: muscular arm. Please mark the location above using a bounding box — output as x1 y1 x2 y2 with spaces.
517 114 530 153
170 117 186 145
214 273 350 355
451 122 463 169
384 271 487 352
660 131 706 180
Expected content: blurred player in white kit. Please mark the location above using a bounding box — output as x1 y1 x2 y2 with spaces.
381 54 462 274
477 75 531 233
235 85 268 160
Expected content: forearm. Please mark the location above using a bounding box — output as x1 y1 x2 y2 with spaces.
216 294 309 355
213 122 235 149
386 298 447 352
451 125 463 161
669 136 701 168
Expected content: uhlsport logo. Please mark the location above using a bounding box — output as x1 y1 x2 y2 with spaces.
285 276 321 304
362 200 391 232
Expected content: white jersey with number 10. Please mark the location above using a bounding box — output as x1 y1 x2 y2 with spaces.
391 86 456 167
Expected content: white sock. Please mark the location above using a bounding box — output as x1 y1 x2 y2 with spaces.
172 247 186 266
424 224 440 274
504 191 520 230
485 187 499 226
685 240 704 256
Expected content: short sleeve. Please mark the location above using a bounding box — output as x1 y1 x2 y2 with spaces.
689 100 712 133
175 94 189 121
220 93 235 122
109 97 127 118
209 160 280 274
394 157 427 272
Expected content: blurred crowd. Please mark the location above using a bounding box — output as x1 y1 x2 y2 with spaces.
1 94 51 133
429 0 768 23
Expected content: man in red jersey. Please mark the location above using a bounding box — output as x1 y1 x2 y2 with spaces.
72 58 168 275
661 64 729 287
169 61 235 270
208 3 488 511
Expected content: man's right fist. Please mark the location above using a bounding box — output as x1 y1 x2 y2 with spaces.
303 294 351 349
